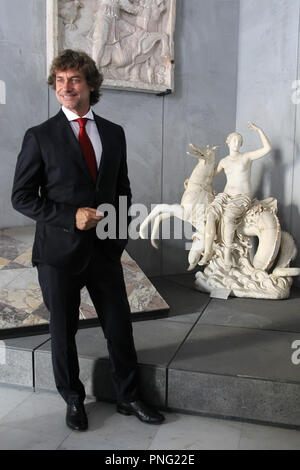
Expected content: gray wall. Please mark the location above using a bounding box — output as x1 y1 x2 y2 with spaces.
0 0 47 227
236 0 300 282
1 0 238 276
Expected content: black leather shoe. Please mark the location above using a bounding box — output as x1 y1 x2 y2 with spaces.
66 402 88 431
117 400 165 424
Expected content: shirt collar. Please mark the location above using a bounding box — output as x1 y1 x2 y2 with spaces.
62 106 94 122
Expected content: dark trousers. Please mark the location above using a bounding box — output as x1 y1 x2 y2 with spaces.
37 242 139 405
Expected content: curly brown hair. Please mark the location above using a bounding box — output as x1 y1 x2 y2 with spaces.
47 49 103 106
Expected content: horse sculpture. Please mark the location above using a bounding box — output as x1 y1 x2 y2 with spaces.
139 144 218 269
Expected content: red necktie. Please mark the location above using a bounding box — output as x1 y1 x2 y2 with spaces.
75 118 98 183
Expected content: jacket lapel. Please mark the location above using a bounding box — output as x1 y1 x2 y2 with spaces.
93 113 110 189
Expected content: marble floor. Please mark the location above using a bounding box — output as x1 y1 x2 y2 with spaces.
0 385 299 450
0 226 169 333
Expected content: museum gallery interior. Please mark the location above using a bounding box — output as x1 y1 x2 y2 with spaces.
1 0 300 431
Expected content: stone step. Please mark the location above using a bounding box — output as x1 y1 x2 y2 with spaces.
1 302 300 428
1 274 300 428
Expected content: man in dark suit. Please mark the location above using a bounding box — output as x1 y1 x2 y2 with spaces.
11 49 164 431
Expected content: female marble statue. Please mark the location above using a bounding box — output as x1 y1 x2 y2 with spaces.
200 122 272 270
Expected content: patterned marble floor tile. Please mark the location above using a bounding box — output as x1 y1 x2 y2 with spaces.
0 269 22 290
122 252 169 312
13 247 32 268
31 304 50 323
0 301 33 329
0 285 42 314
21 312 50 327
5 268 39 289
0 257 10 269
79 303 97 320
0 226 169 332
128 283 164 312
0 267 45 329
1 226 35 246
0 234 30 262
1 262 27 270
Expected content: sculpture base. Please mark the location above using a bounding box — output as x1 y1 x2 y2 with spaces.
195 252 294 300
192 198 299 299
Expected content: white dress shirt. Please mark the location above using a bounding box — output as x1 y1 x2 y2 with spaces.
62 106 102 169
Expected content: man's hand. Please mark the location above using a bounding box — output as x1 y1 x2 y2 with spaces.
76 207 104 231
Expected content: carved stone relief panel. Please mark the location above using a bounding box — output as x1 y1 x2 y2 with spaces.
47 0 176 93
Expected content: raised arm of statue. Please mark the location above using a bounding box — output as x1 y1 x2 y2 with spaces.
245 121 272 161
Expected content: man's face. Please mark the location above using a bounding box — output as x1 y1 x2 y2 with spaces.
55 69 93 115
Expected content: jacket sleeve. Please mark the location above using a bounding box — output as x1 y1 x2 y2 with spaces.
11 129 77 232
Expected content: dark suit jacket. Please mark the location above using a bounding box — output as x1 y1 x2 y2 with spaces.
11 109 132 273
